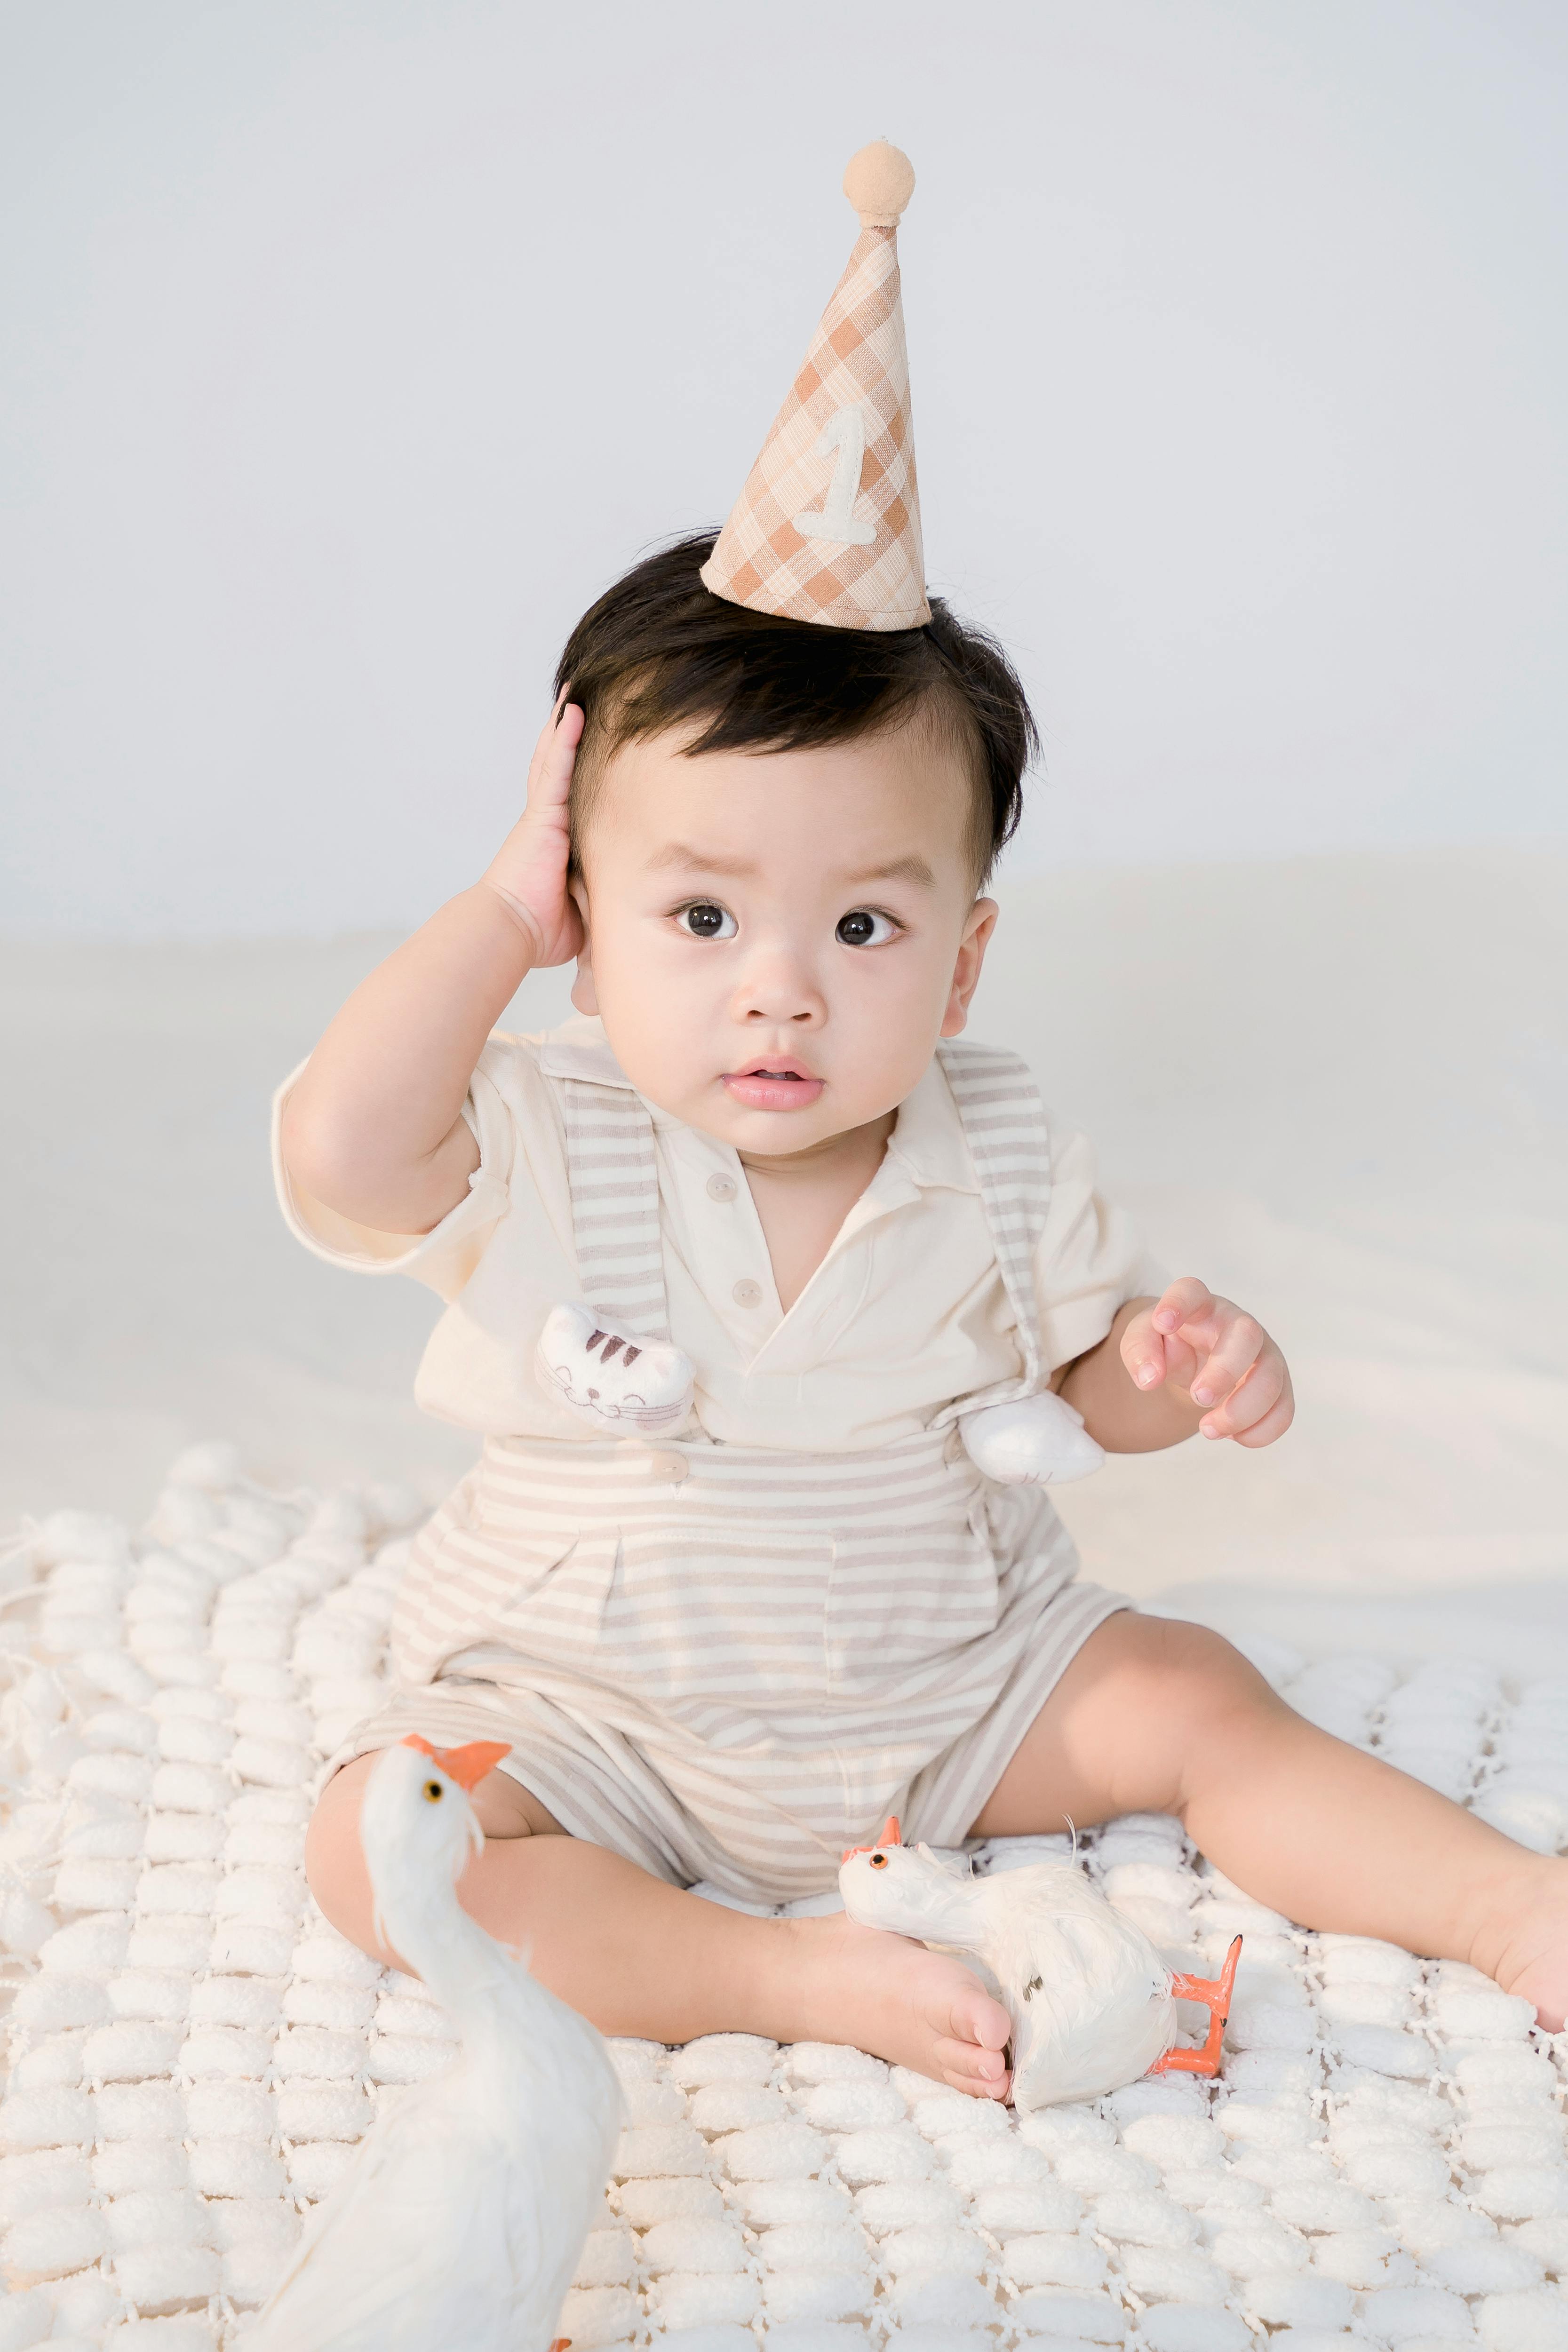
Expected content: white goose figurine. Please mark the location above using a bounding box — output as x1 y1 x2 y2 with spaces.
840 1818 1241 2110
251 1735 620 2352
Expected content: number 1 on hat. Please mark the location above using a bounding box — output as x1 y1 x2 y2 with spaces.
794 404 877 546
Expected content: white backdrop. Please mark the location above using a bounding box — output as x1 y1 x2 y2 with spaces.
3 0 1566 940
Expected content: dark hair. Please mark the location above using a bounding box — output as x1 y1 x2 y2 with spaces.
554 533 1035 883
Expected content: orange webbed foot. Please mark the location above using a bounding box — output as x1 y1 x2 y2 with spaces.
1149 1934 1242 2078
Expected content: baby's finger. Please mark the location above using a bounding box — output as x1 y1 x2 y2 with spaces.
1119 1305 1168 1391
1232 1383 1295 1448
1188 1313 1266 1410
1198 1353 1284 1439
525 691 584 809
1152 1275 1215 1338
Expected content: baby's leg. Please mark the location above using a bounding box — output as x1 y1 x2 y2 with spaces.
307 1753 1017 2095
974 1614 1568 2026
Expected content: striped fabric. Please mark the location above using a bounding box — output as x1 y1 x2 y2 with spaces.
342 1041 1127 1902
935 1041 1050 1398
562 1077 671 1338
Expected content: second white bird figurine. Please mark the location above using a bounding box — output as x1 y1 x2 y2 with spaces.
250 1735 620 2352
840 1818 1241 2110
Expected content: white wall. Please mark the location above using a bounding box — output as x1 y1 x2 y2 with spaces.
3 0 1565 939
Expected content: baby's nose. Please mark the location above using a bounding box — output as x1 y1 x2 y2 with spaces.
733 946 826 1026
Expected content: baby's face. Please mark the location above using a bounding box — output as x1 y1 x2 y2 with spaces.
571 723 996 1153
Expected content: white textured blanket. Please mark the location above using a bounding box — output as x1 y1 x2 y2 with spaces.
1 1451 1565 2351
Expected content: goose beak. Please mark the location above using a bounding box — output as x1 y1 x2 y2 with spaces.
435 1740 512 1791
401 1735 511 1791
841 1813 903 1862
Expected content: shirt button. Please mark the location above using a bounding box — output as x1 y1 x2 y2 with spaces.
706 1172 738 1202
649 1451 689 1484
732 1279 763 1308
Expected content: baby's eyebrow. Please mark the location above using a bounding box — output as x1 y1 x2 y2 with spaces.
646 843 756 877
842 853 936 889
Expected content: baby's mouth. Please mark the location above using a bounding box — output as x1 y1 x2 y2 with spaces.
721 1060 825 1110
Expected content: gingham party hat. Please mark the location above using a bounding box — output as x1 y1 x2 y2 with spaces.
700 142 931 632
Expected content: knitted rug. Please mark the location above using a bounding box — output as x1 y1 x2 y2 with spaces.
1 1450 1565 2352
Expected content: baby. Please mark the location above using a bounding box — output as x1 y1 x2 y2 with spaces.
280 535 1566 2094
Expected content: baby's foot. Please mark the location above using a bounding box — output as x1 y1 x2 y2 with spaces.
1481 1859 1568 2031
777 1910 1013 2097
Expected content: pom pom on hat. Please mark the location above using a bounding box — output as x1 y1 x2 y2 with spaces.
844 140 915 227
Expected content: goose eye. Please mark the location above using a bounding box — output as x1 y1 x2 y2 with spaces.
869 1851 889 1868
422 1780 444 1803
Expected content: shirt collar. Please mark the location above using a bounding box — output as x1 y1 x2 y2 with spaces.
882 1055 982 1194
535 1018 979 1193
536 1016 637 1089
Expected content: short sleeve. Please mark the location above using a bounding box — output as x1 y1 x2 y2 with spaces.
1032 1118 1165 1375
271 1044 518 1303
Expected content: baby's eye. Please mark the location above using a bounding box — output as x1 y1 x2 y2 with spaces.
836 909 898 949
678 902 738 940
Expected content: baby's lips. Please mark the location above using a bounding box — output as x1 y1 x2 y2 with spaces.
721 1066 825 1108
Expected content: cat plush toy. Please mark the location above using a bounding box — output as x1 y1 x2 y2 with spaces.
535 1303 695 1435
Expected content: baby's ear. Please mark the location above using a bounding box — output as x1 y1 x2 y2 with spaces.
939 897 999 1038
570 883 599 1014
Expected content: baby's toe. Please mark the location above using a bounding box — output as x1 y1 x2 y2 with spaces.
945 1981 1012 2054
1503 1960 1567 2033
933 2035 1011 2098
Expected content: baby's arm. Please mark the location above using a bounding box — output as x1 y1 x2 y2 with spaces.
1057 1276 1294 1452
281 697 582 1236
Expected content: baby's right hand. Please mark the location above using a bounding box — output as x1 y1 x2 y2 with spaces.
481 691 586 966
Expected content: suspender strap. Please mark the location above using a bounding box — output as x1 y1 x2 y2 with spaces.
936 1040 1049 1395
561 1077 672 1339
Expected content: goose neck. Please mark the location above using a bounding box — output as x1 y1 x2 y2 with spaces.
379 1877 514 2016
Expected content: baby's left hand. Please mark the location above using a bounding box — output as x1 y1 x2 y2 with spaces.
1121 1278 1294 1446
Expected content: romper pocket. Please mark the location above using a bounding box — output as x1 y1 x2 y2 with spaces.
429 1454 622 1668
475 1528 620 1650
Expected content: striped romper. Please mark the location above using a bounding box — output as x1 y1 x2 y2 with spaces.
284 1031 1134 1905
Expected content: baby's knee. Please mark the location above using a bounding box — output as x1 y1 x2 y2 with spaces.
303 1755 382 1957
302 1748 562 1963
1133 1617 1281 1747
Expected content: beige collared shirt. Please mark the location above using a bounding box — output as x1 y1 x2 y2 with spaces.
272 1018 1158 1454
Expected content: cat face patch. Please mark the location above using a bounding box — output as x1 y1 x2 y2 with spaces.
534 1302 695 1436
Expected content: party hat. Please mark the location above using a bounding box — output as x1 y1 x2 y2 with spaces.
701 142 930 632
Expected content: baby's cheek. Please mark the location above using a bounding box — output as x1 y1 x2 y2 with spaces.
592 942 717 1089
